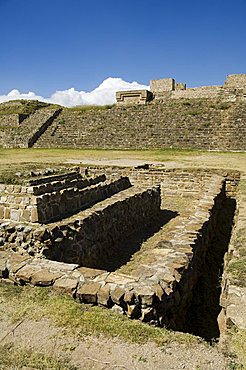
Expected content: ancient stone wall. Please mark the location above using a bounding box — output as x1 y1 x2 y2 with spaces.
84 167 240 198
0 114 20 126
0 174 232 329
2 108 62 148
43 185 161 266
218 173 246 336
33 99 246 151
0 172 131 224
116 90 153 105
171 86 223 100
35 177 131 223
224 74 246 90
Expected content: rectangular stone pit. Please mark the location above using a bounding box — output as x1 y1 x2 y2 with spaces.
0 166 241 340
43 185 161 266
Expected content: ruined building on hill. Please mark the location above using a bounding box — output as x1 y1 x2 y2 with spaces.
0 74 246 151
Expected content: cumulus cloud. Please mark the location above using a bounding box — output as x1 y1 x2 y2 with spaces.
0 77 149 107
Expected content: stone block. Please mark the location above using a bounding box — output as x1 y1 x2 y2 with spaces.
111 286 125 305
30 207 39 222
0 206 4 219
4 208 10 219
116 90 153 105
10 209 20 222
106 272 137 285
53 277 78 296
77 267 106 279
77 282 101 303
136 286 155 306
224 74 246 89
150 78 175 93
16 265 41 283
21 209 31 222
7 253 31 274
31 269 63 286
175 82 186 90
97 284 111 306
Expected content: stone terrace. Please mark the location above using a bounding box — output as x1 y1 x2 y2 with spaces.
33 99 246 151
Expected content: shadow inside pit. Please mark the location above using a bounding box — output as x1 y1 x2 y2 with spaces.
183 197 236 343
90 209 178 272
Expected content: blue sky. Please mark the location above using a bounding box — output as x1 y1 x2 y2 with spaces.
0 0 245 105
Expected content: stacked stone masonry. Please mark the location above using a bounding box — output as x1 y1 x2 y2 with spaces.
33 98 246 151
0 166 243 332
2 108 62 148
0 74 246 151
0 171 133 224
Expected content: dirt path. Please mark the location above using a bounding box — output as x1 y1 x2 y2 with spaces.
0 317 230 370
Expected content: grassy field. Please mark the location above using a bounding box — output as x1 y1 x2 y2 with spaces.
0 147 246 171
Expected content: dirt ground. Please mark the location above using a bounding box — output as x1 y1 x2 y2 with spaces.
0 317 230 370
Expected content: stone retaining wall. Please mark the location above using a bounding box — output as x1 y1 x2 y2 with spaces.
33 99 246 151
0 185 161 264
0 173 131 224
36 177 131 223
0 114 25 126
0 175 230 328
218 173 246 336
83 167 240 198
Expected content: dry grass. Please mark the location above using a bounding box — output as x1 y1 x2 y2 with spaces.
0 343 76 370
0 284 200 347
0 148 246 171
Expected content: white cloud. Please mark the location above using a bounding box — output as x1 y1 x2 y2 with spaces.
0 77 149 107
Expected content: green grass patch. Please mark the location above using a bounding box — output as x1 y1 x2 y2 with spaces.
228 256 246 287
66 104 115 114
0 100 61 116
228 328 246 369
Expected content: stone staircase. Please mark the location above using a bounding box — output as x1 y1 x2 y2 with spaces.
3 108 62 148
33 99 246 151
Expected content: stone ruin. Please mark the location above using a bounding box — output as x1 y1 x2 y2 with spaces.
116 73 246 104
0 165 242 340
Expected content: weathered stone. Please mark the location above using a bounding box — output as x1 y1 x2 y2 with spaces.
77 267 106 279
16 265 41 283
7 253 31 274
53 277 78 296
97 284 111 306
153 284 165 301
111 304 124 315
111 286 125 305
124 290 136 304
31 269 63 286
116 90 153 105
136 286 155 306
106 272 138 285
226 286 246 330
77 282 101 303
